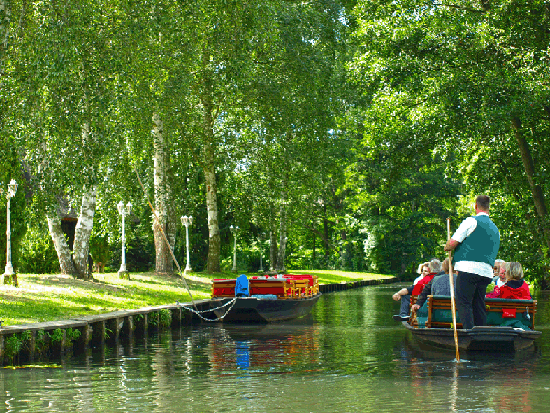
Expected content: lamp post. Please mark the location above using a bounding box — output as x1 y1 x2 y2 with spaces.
230 225 239 272
4 179 17 278
180 215 193 272
117 201 132 278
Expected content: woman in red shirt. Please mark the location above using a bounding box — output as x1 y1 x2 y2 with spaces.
488 262 531 300
411 261 439 295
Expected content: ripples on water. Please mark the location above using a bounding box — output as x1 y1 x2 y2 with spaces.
1 286 550 412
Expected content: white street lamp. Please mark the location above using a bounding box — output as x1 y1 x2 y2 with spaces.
230 225 240 272
117 201 132 278
4 179 18 277
180 215 193 272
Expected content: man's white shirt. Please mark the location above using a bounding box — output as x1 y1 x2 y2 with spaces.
451 212 494 279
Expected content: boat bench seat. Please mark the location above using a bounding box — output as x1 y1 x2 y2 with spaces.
418 295 537 330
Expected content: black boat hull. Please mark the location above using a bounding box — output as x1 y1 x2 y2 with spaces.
403 322 541 351
210 294 321 323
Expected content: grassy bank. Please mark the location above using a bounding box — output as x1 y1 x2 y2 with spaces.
0 270 394 326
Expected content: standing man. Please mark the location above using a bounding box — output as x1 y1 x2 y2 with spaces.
444 195 500 329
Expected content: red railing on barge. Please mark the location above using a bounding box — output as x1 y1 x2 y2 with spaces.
211 274 319 299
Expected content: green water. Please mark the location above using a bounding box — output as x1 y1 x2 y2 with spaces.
1 284 550 412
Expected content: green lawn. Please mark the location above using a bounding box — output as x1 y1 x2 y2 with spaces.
287 270 395 284
0 270 394 326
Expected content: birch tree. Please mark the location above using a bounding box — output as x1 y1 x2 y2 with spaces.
11 1 116 278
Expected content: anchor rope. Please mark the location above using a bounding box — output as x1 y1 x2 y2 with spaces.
177 298 238 322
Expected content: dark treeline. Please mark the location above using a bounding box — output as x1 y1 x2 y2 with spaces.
1 1 549 286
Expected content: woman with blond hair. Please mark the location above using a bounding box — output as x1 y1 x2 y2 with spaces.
487 262 531 300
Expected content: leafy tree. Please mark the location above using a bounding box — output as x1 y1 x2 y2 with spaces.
349 0 550 282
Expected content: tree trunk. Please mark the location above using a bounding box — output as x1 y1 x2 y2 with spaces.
269 230 278 271
276 200 287 273
73 189 96 279
47 213 76 275
201 53 221 273
152 112 175 275
312 228 316 263
323 203 330 261
204 144 221 273
340 229 348 268
511 116 550 252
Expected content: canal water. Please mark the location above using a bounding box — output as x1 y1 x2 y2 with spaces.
1 284 550 412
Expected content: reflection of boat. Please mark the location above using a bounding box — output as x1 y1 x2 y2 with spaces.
210 274 321 323
399 296 542 351
220 319 314 341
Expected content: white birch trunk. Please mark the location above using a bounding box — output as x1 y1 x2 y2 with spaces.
73 189 96 279
47 213 76 275
269 230 278 272
204 146 221 273
276 199 287 273
0 0 10 50
153 112 175 274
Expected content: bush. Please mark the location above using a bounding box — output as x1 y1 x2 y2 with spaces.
18 226 60 274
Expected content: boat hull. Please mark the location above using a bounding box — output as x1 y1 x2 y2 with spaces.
210 294 321 323
403 322 541 351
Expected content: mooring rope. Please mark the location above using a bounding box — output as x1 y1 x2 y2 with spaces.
177 297 239 322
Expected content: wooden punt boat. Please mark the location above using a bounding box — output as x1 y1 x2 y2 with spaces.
399 295 542 351
209 274 321 323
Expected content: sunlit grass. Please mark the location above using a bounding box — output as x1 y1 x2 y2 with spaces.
1 272 212 326
0 270 394 326
287 270 395 284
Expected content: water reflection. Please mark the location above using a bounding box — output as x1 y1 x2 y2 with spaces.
0 285 550 412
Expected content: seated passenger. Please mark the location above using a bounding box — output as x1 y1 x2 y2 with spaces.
487 262 531 300
411 258 452 312
393 260 439 320
413 263 428 285
411 259 440 296
392 262 430 319
492 259 506 287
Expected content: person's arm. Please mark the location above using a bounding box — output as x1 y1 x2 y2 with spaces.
412 280 433 310
392 288 409 301
445 217 477 251
444 238 459 251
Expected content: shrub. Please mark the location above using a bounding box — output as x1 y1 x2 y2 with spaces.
18 226 60 274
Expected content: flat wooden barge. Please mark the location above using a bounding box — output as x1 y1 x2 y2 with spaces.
401 295 542 351
208 274 321 323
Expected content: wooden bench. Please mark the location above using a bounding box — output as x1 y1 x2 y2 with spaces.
421 295 537 330
285 279 312 298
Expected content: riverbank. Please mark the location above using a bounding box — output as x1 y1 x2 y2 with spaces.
1 270 395 326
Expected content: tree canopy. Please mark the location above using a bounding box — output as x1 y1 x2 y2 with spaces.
2 0 550 286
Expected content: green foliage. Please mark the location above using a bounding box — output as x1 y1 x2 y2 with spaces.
347 0 550 282
49 328 64 344
4 335 23 360
18 226 60 274
104 328 113 340
159 309 171 328
5 0 550 286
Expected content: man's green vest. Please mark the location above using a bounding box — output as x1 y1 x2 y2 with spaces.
454 215 500 267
